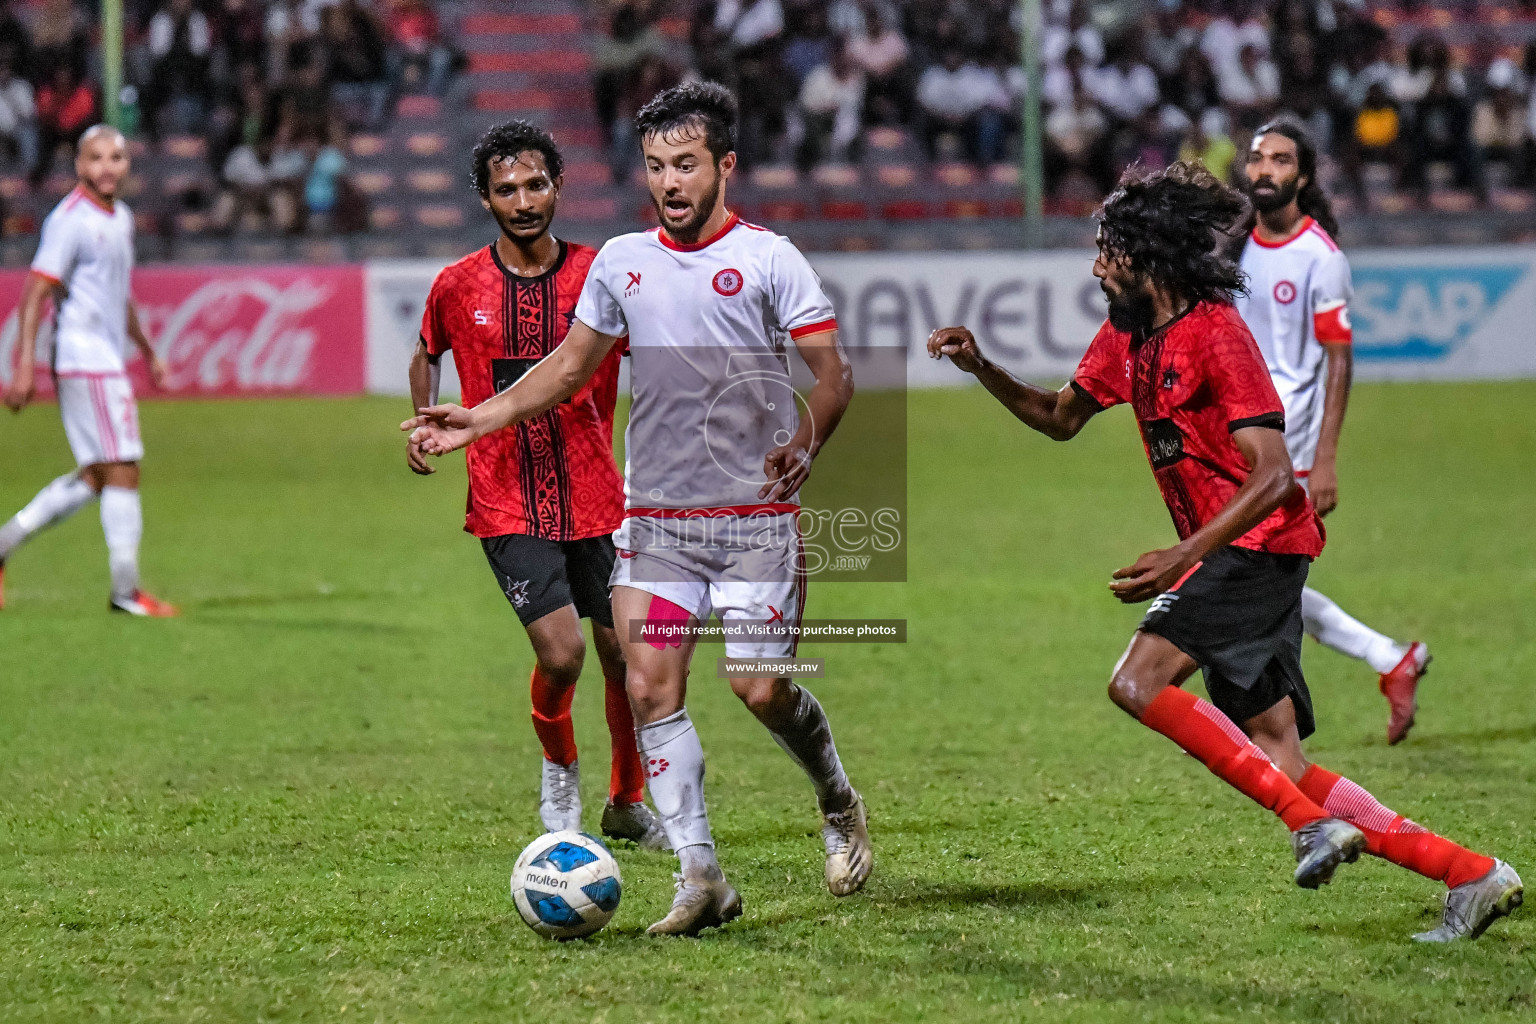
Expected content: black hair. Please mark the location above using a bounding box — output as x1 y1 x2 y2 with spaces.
1248 116 1339 237
633 80 737 162
471 120 563 197
1097 161 1248 307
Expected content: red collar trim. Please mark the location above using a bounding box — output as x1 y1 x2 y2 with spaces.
70 186 116 214
657 211 739 252
1250 215 1312 249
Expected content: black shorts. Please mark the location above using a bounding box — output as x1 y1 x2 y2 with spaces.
1138 545 1317 739
481 533 617 628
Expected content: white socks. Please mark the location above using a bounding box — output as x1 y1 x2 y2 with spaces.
100 486 142 602
0 472 97 560
771 685 855 813
637 709 719 877
1301 586 1407 675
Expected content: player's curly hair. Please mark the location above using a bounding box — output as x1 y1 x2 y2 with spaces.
633 80 737 162
1096 161 1248 306
471 120 564 197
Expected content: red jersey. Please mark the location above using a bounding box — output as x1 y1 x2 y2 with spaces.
1071 301 1324 557
420 241 625 541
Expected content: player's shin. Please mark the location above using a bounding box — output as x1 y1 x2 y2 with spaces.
1299 764 1495 887
769 684 855 813
529 666 578 766
1300 587 1406 674
636 708 719 878
1139 686 1329 831
602 670 647 805
99 486 142 602
0 472 97 560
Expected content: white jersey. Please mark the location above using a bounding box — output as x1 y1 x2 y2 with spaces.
31 187 136 375
574 212 838 512
1235 216 1352 473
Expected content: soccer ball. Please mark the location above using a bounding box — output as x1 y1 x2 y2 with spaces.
510 830 622 940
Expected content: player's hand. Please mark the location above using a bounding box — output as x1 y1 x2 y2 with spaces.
1110 545 1197 604
925 326 988 374
4 366 34 412
760 443 812 501
401 404 477 455
1308 460 1339 517
406 438 436 475
146 354 169 390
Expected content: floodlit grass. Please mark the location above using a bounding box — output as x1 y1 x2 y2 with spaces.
2 384 1533 1022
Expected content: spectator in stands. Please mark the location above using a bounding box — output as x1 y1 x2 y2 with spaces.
266 0 321 85
305 113 365 232
1139 6 1186 88
915 46 1007 166
0 0 31 82
1402 50 1484 202
1177 106 1236 184
1473 58 1529 187
1044 82 1106 197
711 0 789 166
323 0 391 130
782 3 833 88
1165 45 1219 120
386 0 457 98
845 0 909 124
594 3 672 157
31 0 89 85
1343 80 1405 204
0 53 36 174
32 63 97 186
215 0 270 79
142 0 214 142
1084 34 1160 124
1042 2 1103 72
1217 42 1279 132
794 37 864 171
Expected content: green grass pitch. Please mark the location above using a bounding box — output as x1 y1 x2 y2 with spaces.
2 383 1534 1022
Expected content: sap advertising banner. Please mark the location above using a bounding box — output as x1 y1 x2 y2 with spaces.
363 244 1536 394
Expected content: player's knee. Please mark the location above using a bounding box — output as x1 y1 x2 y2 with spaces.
624 663 684 722
537 646 585 688
732 677 795 725
1106 671 1156 718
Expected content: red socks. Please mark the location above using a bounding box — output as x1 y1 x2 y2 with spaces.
1139 686 1328 832
530 666 578 766
603 671 647 806
1299 765 1495 889
529 665 648 807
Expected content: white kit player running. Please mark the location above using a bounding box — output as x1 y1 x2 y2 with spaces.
1236 120 1424 744
406 82 871 935
0 126 176 616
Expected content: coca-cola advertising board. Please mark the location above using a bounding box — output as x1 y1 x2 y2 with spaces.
0 266 366 398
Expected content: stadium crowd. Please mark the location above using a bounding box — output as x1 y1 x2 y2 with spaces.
593 0 1536 207
0 0 460 234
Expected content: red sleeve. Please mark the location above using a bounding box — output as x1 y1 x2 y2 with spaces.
1069 320 1127 411
419 274 449 356
1203 310 1286 432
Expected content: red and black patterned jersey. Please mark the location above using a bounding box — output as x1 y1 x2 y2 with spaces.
1071 301 1325 557
420 240 624 541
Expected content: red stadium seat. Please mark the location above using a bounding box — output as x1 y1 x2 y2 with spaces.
461 14 581 35
821 200 869 220
880 200 929 220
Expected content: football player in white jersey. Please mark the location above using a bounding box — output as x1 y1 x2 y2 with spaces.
0 126 177 617
1235 119 1423 744
406 82 870 935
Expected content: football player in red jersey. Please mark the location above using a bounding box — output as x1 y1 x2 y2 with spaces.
928 163 1520 942
407 121 665 849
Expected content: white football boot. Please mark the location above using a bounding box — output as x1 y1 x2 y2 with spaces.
647 873 742 936
1414 860 1523 942
539 758 581 833
822 792 873 896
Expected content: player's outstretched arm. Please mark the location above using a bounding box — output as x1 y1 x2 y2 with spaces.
3 272 56 412
926 326 1097 441
761 328 854 501
402 319 620 456
1110 426 1297 603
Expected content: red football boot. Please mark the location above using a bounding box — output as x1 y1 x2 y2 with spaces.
110 590 180 617
1380 641 1430 745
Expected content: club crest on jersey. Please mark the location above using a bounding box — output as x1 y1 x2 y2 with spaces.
713 268 744 296
1273 280 1297 304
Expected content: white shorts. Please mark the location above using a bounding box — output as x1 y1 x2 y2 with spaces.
611 512 804 659
57 372 143 467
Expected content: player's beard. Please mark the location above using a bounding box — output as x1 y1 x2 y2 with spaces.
1249 174 1299 214
1105 284 1157 335
655 173 722 243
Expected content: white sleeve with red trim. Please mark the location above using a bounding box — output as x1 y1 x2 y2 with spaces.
769 235 837 339
573 240 629 339
1310 247 1352 345
30 205 80 286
